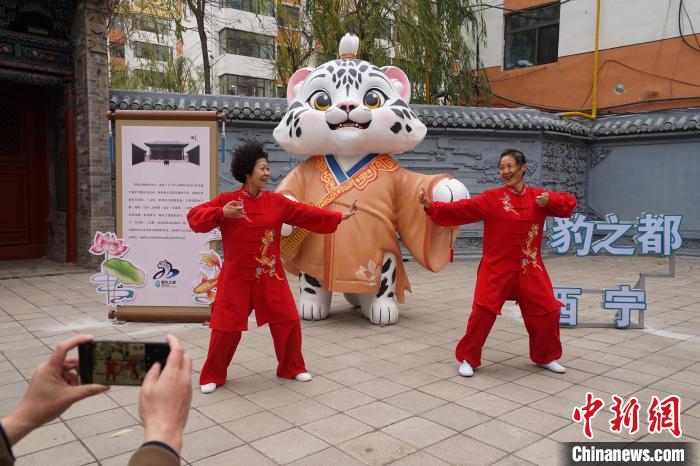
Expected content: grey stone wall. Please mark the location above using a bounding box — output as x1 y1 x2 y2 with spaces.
540 140 589 211
588 135 700 254
73 0 112 266
218 123 593 257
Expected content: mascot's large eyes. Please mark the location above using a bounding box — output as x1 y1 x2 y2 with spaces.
363 89 385 109
311 91 332 111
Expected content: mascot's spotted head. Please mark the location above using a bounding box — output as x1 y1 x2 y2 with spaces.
273 33 427 158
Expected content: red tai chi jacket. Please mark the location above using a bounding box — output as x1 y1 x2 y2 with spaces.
188 189 342 331
426 186 577 315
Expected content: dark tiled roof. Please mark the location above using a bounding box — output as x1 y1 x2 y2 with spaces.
410 104 591 136
590 109 700 136
109 91 287 120
109 90 700 138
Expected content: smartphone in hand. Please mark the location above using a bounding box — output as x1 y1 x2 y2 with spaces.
78 340 170 386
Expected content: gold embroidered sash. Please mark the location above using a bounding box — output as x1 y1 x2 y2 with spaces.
280 153 399 258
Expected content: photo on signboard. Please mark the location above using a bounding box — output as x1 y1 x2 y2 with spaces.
132 141 200 166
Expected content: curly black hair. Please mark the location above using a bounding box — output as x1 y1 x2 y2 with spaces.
231 142 268 183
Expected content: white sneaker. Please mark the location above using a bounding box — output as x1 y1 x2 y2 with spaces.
539 360 566 374
294 372 312 382
200 383 217 394
458 360 474 377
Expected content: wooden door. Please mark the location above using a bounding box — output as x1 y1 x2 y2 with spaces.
0 85 49 260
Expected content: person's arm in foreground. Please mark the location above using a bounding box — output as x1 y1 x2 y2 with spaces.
0 335 110 465
129 334 192 466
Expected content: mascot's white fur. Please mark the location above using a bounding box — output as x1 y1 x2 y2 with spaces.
274 34 468 325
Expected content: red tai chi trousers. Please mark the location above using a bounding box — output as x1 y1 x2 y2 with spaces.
455 278 562 368
199 319 306 385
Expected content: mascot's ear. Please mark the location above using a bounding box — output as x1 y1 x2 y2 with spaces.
286 67 314 105
381 66 411 103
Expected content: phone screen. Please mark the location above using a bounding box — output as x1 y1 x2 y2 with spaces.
79 340 170 386
93 342 148 385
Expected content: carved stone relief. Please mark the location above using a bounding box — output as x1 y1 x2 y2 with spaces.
591 146 612 168
237 129 274 144
541 141 589 210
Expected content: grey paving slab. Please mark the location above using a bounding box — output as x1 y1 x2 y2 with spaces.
338 430 416 465
251 427 329 464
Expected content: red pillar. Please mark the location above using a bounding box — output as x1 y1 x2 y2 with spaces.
64 85 77 263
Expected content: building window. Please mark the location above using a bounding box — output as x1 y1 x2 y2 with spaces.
277 4 300 28
220 74 275 97
111 17 123 31
219 29 275 59
134 14 171 34
110 41 125 58
133 41 172 61
220 0 274 16
503 3 560 70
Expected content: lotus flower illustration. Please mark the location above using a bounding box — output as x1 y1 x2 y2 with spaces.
89 231 129 257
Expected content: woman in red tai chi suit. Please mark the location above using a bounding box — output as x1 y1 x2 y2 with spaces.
419 149 576 377
188 142 357 394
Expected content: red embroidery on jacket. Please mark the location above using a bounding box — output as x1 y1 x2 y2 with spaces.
499 193 520 215
235 197 254 223
521 224 543 273
255 229 283 281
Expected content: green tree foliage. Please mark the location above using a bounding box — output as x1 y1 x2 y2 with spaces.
110 55 203 94
274 1 317 93
275 0 490 105
107 0 205 93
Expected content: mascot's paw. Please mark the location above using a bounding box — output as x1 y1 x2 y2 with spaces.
432 178 469 202
299 296 330 320
361 296 399 326
298 273 331 321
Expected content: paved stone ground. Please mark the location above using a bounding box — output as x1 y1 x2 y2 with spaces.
0 256 698 465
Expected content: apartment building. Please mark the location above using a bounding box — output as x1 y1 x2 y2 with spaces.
183 0 288 97
478 0 700 113
108 3 181 90
109 0 299 96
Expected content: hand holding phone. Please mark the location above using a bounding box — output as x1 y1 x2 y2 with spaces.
139 334 192 453
79 340 170 386
1 334 191 458
1 335 110 446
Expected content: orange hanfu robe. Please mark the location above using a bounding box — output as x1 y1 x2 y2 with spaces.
277 153 460 301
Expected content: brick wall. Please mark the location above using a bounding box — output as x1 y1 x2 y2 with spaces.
72 0 113 266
